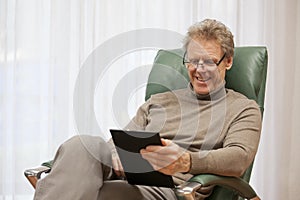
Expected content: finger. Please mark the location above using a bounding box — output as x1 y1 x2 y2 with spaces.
144 144 174 154
112 159 121 176
141 148 180 164
144 145 165 152
144 145 181 156
161 138 167 146
161 138 172 146
115 167 125 178
141 153 175 170
112 156 125 177
117 161 125 177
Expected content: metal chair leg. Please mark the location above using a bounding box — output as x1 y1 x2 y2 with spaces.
24 166 51 188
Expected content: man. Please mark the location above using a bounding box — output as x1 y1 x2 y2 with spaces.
34 19 261 200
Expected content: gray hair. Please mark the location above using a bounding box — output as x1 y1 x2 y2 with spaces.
183 19 234 58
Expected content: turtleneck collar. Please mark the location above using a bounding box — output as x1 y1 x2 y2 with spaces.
188 81 227 101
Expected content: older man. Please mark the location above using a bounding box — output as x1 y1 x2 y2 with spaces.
34 19 261 200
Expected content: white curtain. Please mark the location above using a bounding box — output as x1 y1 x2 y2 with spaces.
0 0 299 199
250 0 300 199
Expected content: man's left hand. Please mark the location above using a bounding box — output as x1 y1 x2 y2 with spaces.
140 138 191 175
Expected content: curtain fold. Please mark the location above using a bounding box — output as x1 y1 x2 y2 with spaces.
250 0 300 199
0 0 299 199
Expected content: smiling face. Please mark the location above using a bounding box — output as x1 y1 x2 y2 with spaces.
186 38 233 95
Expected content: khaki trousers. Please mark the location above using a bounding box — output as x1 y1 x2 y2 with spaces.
34 135 177 200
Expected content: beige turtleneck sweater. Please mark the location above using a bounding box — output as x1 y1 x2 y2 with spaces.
125 83 262 185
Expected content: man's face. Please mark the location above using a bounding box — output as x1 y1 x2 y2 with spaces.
186 39 232 95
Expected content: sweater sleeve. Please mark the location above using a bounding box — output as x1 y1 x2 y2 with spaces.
189 101 262 177
123 99 151 131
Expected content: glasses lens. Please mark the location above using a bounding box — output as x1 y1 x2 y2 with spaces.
184 51 223 70
203 59 216 67
186 60 217 70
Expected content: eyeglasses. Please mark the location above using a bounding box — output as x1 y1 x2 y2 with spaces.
183 51 226 70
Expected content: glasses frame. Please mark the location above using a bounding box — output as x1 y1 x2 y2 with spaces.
182 51 226 69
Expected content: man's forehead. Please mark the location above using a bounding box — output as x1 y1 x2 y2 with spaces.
186 39 221 57
187 44 212 57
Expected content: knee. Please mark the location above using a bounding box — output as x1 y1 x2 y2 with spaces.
62 135 112 164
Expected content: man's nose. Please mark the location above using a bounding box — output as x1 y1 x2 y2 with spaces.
196 61 207 72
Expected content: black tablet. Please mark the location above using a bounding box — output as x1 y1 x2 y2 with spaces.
109 129 174 188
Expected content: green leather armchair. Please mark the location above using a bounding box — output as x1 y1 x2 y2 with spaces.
146 46 267 200
25 46 268 200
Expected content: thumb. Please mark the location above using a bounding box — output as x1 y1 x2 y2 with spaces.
161 138 171 146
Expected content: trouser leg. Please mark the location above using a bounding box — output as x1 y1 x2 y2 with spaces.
34 135 178 200
98 180 177 200
34 135 112 200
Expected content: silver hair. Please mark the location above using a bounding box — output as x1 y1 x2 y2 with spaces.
183 19 234 58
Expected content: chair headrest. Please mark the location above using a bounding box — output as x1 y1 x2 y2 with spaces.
145 47 268 113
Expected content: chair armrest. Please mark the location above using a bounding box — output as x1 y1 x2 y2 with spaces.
175 174 259 200
175 181 203 200
24 166 51 189
41 160 53 168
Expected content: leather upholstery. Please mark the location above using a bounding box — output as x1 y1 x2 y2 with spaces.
146 47 267 108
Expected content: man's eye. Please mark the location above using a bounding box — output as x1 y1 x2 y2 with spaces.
190 60 199 65
204 59 216 66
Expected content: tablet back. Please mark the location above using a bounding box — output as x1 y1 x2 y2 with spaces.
110 129 174 188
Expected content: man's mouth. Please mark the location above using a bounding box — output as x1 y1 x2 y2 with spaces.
196 76 210 82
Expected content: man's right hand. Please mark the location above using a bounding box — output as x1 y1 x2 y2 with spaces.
108 138 125 177
111 149 125 178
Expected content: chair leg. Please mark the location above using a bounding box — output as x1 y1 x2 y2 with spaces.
24 166 51 189
25 174 38 188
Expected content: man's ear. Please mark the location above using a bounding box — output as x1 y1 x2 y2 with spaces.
226 65 232 70
225 56 233 70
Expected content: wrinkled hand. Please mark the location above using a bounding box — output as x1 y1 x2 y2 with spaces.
111 150 125 178
108 139 125 178
108 140 125 177
140 138 191 175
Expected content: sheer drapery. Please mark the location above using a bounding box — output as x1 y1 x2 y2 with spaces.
0 0 299 199
250 0 300 199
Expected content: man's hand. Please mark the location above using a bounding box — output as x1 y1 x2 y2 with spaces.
140 138 191 175
108 138 125 178
111 150 125 178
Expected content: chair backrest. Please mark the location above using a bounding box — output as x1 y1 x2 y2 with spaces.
145 47 268 199
146 47 268 113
